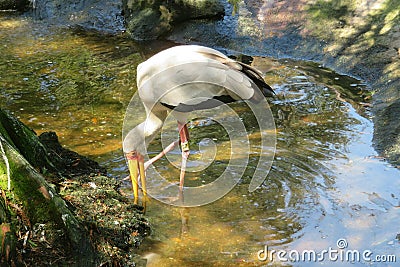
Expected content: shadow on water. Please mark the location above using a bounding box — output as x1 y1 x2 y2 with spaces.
1 13 399 266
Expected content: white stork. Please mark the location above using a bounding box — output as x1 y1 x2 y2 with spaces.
123 45 274 205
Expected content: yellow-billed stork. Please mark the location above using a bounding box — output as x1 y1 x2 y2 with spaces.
123 45 274 205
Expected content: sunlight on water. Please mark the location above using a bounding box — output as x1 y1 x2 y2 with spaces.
1 13 399 267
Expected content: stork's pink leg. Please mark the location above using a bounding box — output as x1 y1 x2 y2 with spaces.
144 140 179 170
178 122 190 190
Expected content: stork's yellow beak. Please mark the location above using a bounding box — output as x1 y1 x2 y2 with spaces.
126 152 147 206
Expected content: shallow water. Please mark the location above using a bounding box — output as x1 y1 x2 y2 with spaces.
1 13 399 266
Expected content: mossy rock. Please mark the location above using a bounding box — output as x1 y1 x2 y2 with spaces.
0 108 150 265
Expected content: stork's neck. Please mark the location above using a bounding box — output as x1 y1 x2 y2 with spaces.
123 109 167 155
142 111 165 142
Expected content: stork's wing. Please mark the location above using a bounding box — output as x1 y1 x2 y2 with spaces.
137 45 273 111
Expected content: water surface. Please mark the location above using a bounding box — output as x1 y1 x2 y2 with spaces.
1 13 399 266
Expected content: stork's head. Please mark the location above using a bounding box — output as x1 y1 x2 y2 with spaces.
123 124 147 205
123 124 146 155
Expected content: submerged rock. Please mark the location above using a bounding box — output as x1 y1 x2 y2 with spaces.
0 0 30 11
373 97 400 165
31 0 225 38
32 0 125 33
39 131 106 177
122 0 225 40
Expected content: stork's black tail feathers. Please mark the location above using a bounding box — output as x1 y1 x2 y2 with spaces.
237 62 275 97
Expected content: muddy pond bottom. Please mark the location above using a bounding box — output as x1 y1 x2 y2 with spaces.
1 13 399 267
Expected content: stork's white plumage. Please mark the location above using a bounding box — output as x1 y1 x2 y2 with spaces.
123 45 274 205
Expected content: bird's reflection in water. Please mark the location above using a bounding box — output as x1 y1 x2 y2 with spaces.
179 208 190 236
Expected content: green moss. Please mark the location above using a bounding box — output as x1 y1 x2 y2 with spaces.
0 155 61 226
306 0 399 39
304 0 355 40
0 165 8 189
60 174 150 263
307 0 355 19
